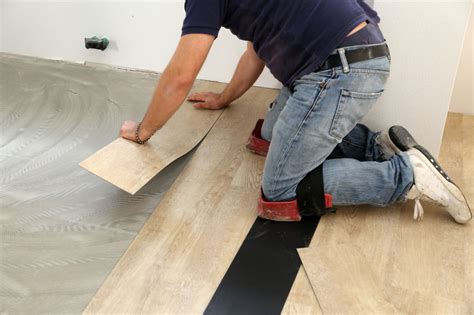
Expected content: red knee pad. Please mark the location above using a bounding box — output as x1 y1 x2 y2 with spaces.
246 119 270 157
257 191 333 222
257 192 301 222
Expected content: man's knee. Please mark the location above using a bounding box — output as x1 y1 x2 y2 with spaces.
295 165 331 216
261 171 297 202
262 180 286 202
262 165 332 216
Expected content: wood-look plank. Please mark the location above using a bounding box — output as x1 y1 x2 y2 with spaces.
281 268 323 315
387 284 470 314
298 245 397 314
463 114 474 303
293 113 473 314
79 81 225 194
283 206 400 313
83 86 276 314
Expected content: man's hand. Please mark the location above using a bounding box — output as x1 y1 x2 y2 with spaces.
188 92 228 110
119 120 153 143
190 42 264 110
120 120 137 142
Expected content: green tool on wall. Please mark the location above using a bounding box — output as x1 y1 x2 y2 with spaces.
85 36 109 51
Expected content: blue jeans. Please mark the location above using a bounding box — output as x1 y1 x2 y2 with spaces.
261 45 413 207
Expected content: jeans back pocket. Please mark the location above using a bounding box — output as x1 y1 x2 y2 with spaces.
329 89 384 141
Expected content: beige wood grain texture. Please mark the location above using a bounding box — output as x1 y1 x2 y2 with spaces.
79 81 225 194
281 268 323 315
83 86 276 314
298 245 398 314
293 113 473 314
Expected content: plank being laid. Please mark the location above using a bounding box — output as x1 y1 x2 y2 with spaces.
291 113 473 314
79 80 225 194
83 86 276 314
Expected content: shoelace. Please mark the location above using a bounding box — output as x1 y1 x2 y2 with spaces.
413 199 424 221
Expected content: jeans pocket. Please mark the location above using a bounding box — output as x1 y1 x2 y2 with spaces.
329 89 384 141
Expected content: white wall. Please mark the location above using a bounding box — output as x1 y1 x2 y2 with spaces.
0 0 277 88
450 7 473 115
0 0 4 52
361 0 471 156
1 0 471 156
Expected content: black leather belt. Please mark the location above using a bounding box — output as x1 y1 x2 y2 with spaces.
316 43 390 72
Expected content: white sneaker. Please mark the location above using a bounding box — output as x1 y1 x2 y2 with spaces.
406 147 472 224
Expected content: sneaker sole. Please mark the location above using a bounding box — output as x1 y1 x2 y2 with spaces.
389 126 419 151
390 126 454 184
411 147 472 222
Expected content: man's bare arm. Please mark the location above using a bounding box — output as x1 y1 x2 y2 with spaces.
188 42 265 109
120 34 214 142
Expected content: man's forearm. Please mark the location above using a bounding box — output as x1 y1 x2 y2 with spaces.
133 34 214 141
220 46 265 106
139 68 193 139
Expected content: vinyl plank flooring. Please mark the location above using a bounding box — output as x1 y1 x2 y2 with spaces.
283 195 400 312
294 113 473 314
83 87 276 314
79 81 224 194
298 245 397 314
280 268 323 315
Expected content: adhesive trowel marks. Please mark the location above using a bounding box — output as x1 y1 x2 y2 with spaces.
80 85 224 194
0 53 192 314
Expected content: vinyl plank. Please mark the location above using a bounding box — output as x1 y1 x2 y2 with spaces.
83 87 276 314
281 268 323 315
298 245 397 314
462 114 474 303
79 81 224 194
283 204 400 314
387 285 470 314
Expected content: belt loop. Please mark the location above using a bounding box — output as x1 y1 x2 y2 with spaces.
337 48 350 73
289 81 295 94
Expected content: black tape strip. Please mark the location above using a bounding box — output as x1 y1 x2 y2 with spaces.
204 217 319 315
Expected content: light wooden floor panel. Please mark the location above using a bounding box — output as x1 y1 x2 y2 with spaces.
295 113 473 314
298 245 397 314
80 81 224 195
281 267 323 315
83 87 276 314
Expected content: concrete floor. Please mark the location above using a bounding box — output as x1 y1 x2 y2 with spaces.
0 54 191 314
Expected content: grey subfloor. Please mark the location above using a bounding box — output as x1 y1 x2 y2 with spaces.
0 54 192 314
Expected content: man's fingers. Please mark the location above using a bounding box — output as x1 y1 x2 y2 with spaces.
188 92 207 102
192 102 210 109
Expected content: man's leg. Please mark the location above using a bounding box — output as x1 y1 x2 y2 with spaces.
261 87 387 163
261 86 291 142
260 53 470 223
323 154 413 206
262 56 398 204
329 124 385 161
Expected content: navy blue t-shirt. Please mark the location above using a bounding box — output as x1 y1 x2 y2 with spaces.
182 0 380 87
